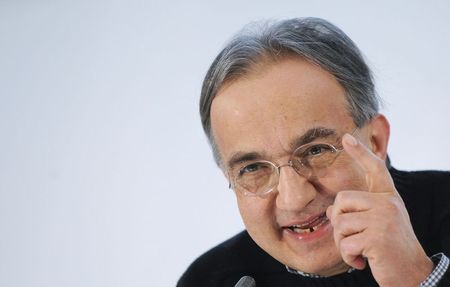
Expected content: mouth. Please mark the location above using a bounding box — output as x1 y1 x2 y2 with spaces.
284 212 329 234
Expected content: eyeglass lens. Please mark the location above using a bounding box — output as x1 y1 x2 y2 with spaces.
235 143 342 195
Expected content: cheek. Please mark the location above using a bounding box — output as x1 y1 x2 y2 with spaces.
236 196 274 230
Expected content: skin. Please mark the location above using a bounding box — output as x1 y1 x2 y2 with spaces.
210 56 433 286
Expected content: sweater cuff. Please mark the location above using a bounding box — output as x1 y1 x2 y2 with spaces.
419 253 449 287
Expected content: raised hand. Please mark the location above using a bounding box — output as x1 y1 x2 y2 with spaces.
326 133 433 287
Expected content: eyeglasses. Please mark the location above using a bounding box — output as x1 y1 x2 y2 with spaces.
228 130 356 197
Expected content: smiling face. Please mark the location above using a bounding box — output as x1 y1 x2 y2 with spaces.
210 56 376 275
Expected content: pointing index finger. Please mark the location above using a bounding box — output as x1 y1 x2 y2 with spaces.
342 133 395 193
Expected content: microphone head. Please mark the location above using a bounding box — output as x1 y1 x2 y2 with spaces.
234 276 256 287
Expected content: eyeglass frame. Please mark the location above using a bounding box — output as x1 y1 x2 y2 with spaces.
227 128 359 197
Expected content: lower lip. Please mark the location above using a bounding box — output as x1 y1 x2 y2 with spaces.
283 218 332 243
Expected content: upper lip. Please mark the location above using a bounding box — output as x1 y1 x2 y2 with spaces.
281 212 327 228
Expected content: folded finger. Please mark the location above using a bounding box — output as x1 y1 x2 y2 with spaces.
331 211 368 249
339 232 368 270
331 190 375 216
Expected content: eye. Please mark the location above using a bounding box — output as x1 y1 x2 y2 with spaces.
239 163 264 176
308 145 328 155
292 143 341 174
302 144 334 158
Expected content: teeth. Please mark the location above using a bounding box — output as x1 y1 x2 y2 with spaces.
289 217 328 234
292 227 312 234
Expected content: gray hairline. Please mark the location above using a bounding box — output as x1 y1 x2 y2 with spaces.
200 18 381 168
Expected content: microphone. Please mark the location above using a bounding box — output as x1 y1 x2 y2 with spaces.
234 276 256 287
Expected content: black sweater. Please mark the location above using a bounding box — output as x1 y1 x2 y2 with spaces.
178 168 450 286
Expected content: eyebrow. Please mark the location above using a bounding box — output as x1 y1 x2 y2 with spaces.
226 126 337 170
290 126 337 150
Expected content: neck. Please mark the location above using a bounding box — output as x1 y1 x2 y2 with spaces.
287 261 354 278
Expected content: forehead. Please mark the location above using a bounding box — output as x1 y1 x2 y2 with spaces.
210 57 354 163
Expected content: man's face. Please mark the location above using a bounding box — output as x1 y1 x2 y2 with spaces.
210 57 373 275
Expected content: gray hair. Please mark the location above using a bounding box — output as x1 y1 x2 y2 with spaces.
200 17 380 165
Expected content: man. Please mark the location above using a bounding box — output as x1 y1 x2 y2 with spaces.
178 18 450 286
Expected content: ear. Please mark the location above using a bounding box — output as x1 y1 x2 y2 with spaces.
367 114 390 160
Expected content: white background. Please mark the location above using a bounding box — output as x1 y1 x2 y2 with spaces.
1 1 449 286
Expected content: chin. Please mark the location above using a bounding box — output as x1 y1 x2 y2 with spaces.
280 241 346 276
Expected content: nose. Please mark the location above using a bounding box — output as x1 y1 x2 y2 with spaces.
275 164 316 211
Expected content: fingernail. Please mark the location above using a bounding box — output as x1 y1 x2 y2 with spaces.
344 133 358 146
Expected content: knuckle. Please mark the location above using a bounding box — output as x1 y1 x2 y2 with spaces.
333 214 343 227
333 192 343 206
334 190 349 204
341 255 354 266
383 196 403 215
334 214 350 232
